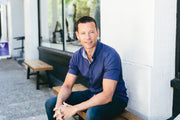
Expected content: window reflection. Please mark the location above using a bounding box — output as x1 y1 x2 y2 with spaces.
65 0 100 52
40 0 100 53
40 0 63 50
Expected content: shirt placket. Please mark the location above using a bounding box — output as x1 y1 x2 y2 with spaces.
89 62 95 95
88 56 94 80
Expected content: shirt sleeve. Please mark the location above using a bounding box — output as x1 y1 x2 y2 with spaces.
68 54 79 75
103 50 122 81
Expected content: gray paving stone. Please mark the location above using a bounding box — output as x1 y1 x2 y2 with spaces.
0 59 76 120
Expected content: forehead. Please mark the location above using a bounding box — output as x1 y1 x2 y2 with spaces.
78 22 96 31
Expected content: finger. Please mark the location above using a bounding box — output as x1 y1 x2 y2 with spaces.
53 107 59 111
53 111 60 118
60 110 64 116
55 113 64 120
54 110 59 116
53 113 58 118
63 114 70 119
56 117 62 120
53 112 57 118
56 117 63 120
56 114 64 120
63 102 71 107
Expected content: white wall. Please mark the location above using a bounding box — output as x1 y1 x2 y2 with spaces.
7 0 39 60
101 0 176 119
101 0 154 119
1 5 8 42
150 0 176 119
24 0 39 60
7 0 25 57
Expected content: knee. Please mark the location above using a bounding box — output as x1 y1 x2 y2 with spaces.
86 108 101 120
45 97 57 111
86 109 95 120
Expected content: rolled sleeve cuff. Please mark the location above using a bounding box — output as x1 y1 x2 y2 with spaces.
103 70 120 81
68 69 78 75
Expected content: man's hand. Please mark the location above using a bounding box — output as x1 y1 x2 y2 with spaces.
60 102 78 119
53 73 78 120
53 102 78 120
53 106 64 120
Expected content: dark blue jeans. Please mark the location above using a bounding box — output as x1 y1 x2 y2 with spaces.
45 90 127 120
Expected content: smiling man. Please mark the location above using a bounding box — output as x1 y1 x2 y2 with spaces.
45 16 128 120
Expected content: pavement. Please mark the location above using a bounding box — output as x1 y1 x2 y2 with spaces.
0 59 76 120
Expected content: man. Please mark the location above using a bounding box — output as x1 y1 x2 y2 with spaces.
45 16 128 120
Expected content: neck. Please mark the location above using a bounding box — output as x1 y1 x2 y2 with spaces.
85 47 96 62
86 49 94 56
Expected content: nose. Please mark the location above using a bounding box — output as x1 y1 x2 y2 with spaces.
85 33 91 40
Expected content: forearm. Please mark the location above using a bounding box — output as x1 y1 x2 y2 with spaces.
57 79 117 119
55 85 72 108
55 73 77 108
74 91 112 112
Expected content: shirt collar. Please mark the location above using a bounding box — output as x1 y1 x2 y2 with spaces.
82 41 102 62
92 41 102 59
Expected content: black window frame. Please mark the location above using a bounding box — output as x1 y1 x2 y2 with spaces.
175 0 180 78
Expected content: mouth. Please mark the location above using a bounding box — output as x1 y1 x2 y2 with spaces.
85 41 92 44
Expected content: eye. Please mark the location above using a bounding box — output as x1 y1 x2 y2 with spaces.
90 31 94 34
81 32 85 35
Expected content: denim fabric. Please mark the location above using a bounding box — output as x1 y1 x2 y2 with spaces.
45 90 127 120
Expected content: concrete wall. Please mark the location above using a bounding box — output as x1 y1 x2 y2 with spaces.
101 0 176 119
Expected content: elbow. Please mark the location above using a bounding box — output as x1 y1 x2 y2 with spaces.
101 91 114 104
107 97 113 103
104 95 113 104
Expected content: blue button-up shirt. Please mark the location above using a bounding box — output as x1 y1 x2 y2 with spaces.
68 41 128 103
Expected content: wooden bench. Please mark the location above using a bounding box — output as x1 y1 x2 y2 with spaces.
53 85 143 120
24 59 53 89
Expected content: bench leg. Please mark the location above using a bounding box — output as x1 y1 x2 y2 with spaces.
36 71 40 90
46 71 52 88
27 67 30 79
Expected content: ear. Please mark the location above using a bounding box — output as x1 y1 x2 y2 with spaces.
97 29 100 37
76 31 79 40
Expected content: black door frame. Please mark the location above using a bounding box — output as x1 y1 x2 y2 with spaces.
176 0 180 78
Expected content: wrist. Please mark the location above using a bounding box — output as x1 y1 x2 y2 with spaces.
55 101 63 108
54 103 63 111
74 105 81 113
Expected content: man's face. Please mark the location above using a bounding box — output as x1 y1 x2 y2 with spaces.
76 22 99 50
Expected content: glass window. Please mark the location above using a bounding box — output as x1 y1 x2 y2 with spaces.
39 0 100 53
40 0 63 50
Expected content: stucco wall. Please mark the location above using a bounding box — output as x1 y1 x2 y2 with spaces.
101 0 176 119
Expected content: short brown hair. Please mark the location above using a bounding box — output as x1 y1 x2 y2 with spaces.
75 16 97 32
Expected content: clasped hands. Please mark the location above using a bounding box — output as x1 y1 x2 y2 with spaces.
53 102 77 120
